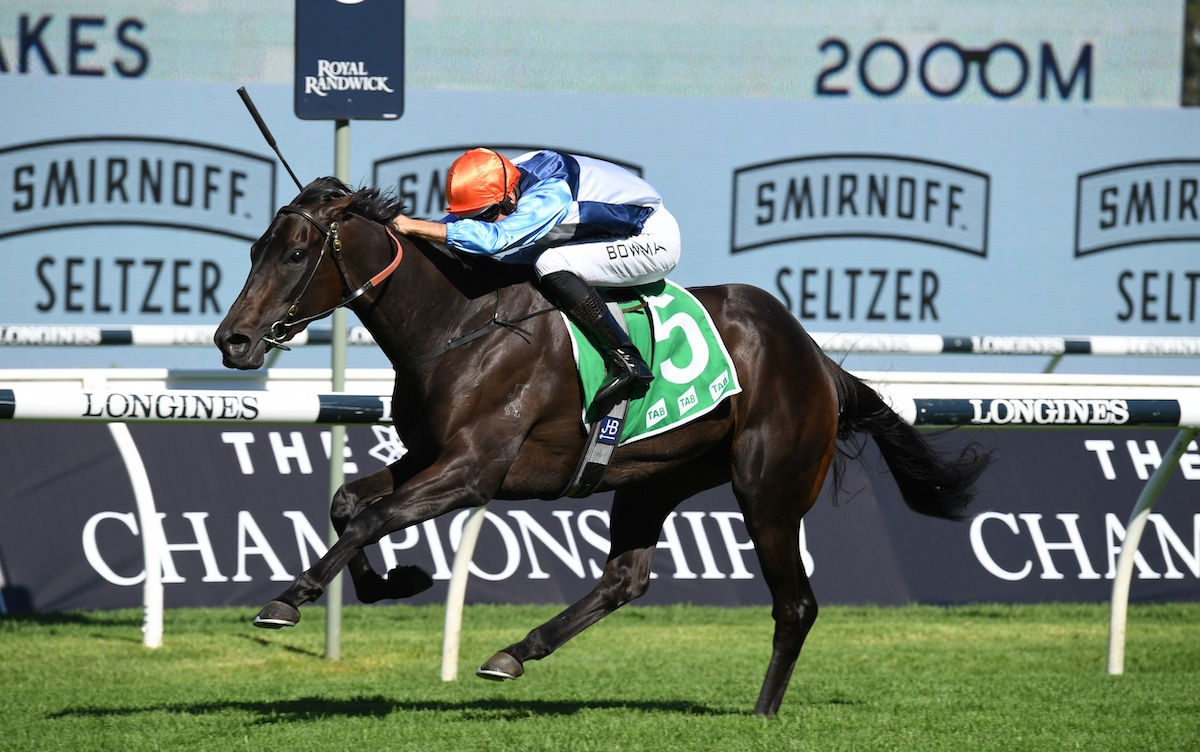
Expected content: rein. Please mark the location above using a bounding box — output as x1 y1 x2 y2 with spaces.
265 206 403 351
410 297 651 366
267 203 554 364
409 302 555 367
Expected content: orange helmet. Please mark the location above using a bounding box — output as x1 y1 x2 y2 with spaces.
444 148 521 215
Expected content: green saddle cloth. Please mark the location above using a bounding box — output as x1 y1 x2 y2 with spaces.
564 279 742 444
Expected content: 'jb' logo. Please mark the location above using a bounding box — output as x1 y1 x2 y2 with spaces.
597 416 622 445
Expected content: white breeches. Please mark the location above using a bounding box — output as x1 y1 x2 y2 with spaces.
533 206 681 287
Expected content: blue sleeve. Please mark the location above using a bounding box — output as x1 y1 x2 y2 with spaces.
444 178 571 262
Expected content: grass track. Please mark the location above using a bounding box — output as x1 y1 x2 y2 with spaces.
1 603 1197 751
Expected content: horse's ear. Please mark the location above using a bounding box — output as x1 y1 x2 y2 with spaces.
327 192 358 218
295 176 354 206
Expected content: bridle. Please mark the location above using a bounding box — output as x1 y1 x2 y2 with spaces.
264 205 404 350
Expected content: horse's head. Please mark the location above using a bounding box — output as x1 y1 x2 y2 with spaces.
215 177 402 369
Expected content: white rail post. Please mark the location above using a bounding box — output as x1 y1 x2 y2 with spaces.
106 422 165 649
441 504 489 681
1107 427 1198 675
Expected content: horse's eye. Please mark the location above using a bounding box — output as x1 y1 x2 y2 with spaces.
288 248 306 264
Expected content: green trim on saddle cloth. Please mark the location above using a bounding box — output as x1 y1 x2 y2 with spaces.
564 279 742 444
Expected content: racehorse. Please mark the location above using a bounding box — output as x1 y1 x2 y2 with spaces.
214 177 991 717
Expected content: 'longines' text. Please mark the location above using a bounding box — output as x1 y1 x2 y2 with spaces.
83 392 260 421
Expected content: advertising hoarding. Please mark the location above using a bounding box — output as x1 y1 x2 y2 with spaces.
1 1 1196 612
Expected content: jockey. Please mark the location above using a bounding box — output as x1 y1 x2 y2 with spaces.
391 147 681 407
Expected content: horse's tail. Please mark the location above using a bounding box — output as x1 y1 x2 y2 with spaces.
825 358 992 520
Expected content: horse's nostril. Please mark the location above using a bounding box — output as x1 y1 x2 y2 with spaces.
224 332 251 355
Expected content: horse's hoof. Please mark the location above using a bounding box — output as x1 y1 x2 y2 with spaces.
253 600 300 629
477 651 524 681
354 565 435 604
385 565 435 598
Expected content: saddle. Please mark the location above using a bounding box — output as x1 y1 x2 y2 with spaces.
562 280 742 496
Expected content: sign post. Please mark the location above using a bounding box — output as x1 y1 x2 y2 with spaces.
295 0 404 661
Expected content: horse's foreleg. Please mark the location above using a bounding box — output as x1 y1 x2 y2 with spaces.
255 454 502 628
257 500 454 628
331 466 432 604
478 489 678 680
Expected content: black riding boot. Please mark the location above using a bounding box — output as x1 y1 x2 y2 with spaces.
538 271 653 406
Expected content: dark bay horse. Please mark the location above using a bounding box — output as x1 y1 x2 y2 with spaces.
214 178 991 717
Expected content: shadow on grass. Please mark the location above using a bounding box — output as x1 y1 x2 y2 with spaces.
48 695 734 722
0 611 142 628
236 632 324 659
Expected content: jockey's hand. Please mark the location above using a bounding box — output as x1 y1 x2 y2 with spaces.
391 214 448 243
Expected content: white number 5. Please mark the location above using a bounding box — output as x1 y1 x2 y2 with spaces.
646 293 709 385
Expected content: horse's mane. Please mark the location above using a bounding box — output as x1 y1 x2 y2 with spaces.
296 176 406 224
294 176 536 299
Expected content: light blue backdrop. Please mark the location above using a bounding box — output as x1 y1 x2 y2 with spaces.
1 78 1196 376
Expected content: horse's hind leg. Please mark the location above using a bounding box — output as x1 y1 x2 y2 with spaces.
736 450 832 717
743 503 819 717
477 484 682 681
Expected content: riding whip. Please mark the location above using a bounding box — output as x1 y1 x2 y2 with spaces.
237 85 304 191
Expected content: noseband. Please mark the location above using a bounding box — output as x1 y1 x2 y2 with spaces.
265 205 403 350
